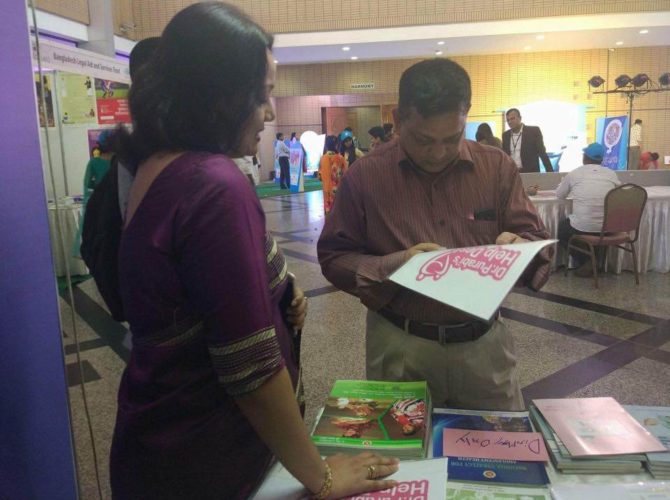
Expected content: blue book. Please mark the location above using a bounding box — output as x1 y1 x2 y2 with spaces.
432 409 549 486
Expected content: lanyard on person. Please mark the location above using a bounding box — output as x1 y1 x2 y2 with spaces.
511 129 522 153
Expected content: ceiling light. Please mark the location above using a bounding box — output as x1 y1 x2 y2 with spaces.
437 41 445 45
588 75 605 88
524 46 532 51
615 74 632 87
273 59 278 64
435 50 443 56
350 56 358 60
536 35 545 40
616 41 624 46
632 73 650 87
342 46 350 51
659 73 670 86
639 29 649 34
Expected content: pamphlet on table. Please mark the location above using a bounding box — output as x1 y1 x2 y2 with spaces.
389 240 556 321
311 380 431 459
432 408 549 486
446 482 550 500
550 481 670 500
252 457 447 500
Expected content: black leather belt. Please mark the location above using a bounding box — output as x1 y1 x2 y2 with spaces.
378 308 494 344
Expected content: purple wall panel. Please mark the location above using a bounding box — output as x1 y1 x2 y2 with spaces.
0 1 77 498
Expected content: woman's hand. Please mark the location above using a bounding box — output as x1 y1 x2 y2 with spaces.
285 281 307 330
325 452 399 499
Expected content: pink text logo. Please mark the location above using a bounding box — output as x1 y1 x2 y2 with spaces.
416 247 520 282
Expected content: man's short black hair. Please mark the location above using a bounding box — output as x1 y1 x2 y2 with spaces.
276 132 284 140
398 58 471 120
506 108 521 117
635 119 643 124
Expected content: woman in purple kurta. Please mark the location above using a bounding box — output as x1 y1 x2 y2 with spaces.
109 3 398 499
111 152 297 498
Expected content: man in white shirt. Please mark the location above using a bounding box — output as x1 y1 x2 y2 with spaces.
274 132 291 189
556 142 621 276
628 119 643 170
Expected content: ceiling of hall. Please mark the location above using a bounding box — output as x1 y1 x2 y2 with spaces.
272 12 670 65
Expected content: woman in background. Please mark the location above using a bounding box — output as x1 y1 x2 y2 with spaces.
110 3 397 499
319 134 348 214
475 122 503 149
339 129 363 166
640 151 660 170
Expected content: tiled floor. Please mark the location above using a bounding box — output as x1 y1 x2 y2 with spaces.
58 189 670 499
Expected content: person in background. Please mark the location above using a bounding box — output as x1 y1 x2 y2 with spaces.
629 119 643 170
502 108 553 173
556 142 621 277
319 135 348 214
383 122 395 141
368 126 389 151
640 151 660 170
233 155 259 185
290 131 298 143
339 129 363 166
275 132 291 189
84 130 114 197
475 122 502 149
318 58 551 411
110 3 396 498
73 129 115 257
344 126 361 149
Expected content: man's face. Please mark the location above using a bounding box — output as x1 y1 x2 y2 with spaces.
395 107 468 173
506 111 522 130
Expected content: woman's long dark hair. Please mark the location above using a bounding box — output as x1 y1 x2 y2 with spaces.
475 123 494 143
117 2 273 171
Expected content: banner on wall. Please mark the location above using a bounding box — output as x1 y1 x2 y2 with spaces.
95 78 130 124
56 72 97 125
34 72 55 127
595 115 629 171
33 38 130 84
289 143 304 193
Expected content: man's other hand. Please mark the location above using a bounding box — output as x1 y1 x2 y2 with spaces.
495 232 529 245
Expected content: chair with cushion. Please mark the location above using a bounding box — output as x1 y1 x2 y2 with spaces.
564 183 648 288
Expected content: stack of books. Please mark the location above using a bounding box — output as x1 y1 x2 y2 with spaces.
310 380 431 459
625 405 670 479
529 397 666 474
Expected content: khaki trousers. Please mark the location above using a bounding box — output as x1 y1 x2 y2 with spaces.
366 310 524 411
628 146 641 170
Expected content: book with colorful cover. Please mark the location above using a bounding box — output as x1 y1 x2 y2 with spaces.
311 380 431 458
432 408 549 486
533 398 666 457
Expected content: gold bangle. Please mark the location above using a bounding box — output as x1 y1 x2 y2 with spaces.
312 461 333 500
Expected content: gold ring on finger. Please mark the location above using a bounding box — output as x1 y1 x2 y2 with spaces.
366 464 376 480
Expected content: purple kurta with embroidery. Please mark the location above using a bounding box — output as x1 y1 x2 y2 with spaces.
110 152 297 499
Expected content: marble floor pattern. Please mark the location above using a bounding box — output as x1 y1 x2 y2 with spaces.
57 189 670 499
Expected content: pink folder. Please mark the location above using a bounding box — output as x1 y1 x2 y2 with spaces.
534 397 666 457
441 429 549 462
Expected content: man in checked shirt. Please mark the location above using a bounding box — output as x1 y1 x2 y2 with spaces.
317 58 552 411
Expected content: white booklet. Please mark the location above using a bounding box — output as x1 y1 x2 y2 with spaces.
389 240 555 321
550 481 670 500
252 457 447 500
